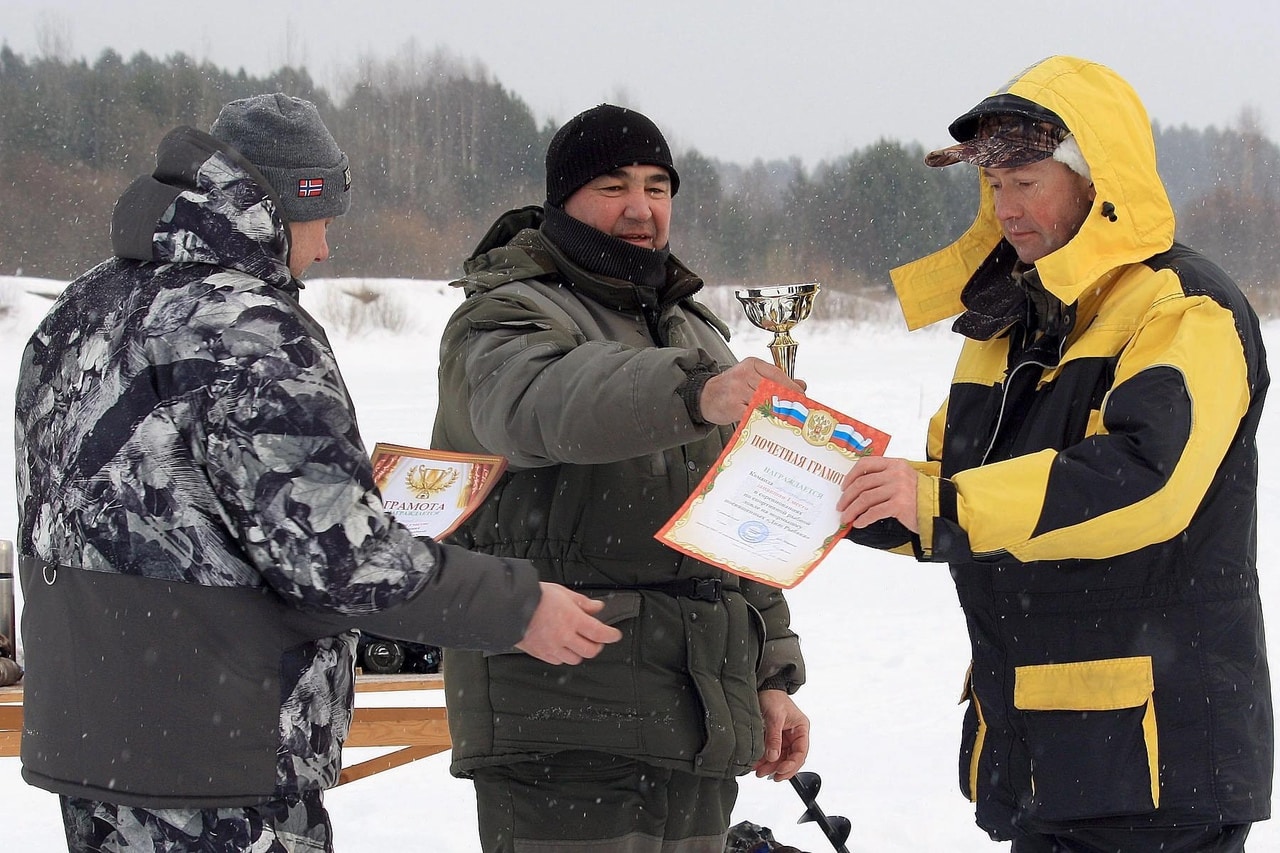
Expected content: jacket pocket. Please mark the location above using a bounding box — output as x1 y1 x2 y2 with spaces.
957 664 987 803
488 592 647 751
1014 655 1159 821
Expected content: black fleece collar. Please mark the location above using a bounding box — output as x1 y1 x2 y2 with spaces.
541 203 670 290
952 241 1075 359
952 241 1025 341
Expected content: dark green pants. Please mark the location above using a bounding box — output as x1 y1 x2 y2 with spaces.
471 751 737 853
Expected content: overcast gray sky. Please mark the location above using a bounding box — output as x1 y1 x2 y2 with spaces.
6 0 1278 165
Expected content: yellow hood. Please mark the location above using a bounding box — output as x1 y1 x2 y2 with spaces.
891 56 1175 330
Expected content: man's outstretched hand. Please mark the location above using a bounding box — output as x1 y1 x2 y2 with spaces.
516 582 623 665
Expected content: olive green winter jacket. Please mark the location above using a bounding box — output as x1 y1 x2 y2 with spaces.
432 207 805 778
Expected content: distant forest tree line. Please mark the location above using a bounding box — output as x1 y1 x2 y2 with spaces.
2 45 1278 315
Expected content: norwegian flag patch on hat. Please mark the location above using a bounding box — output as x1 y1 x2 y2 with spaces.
298 178 325 198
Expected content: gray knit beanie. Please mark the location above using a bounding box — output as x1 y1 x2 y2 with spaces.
211 93 351 222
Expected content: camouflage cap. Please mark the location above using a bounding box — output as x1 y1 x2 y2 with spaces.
925 113 1069 169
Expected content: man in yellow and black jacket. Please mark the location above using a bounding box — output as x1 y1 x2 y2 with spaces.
840 56 1271 851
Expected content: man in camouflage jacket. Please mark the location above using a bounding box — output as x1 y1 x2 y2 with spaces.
15 94 618 853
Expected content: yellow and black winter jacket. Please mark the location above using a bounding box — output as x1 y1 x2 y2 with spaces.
858 56 1272 836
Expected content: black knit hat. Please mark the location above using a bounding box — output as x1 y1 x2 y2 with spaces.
545 104 680 207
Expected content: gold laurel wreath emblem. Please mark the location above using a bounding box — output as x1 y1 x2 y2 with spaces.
405 465 459 499
801 409 837 447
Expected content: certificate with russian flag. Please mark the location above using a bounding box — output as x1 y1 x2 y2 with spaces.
655 380 890 588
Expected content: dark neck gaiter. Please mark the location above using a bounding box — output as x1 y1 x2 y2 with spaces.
541 203 670 289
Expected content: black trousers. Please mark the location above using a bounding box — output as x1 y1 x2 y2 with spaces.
1010 823 1251 853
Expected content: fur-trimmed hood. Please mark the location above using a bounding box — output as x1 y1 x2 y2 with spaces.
891 56 1176 329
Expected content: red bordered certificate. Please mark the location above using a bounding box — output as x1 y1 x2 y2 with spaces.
655 381 891 588
371 443 507 540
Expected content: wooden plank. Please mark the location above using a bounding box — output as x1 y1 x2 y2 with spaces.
1 676 454 774
0 731 19 755
345 706 450 748
0 673 442 698
0 701 447 747
338 692 452 785
338 744 444 785
354 672 444 693
0 702 22 758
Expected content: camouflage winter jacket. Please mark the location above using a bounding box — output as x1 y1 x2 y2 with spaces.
14 127 541 808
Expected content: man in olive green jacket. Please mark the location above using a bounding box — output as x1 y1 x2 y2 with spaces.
432 104 811 853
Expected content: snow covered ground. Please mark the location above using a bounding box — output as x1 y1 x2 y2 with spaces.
1 275 1276 851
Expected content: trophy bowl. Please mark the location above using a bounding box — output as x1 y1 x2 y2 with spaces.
734 282 821 378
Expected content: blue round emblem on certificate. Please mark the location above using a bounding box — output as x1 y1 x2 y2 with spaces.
738 520 770 543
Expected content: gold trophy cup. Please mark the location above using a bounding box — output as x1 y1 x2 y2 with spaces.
734 283 821 378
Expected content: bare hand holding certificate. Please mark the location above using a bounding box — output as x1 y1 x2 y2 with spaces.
655 381 890 588
370 443 506 540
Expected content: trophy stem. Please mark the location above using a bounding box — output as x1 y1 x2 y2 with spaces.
769 333 798 378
